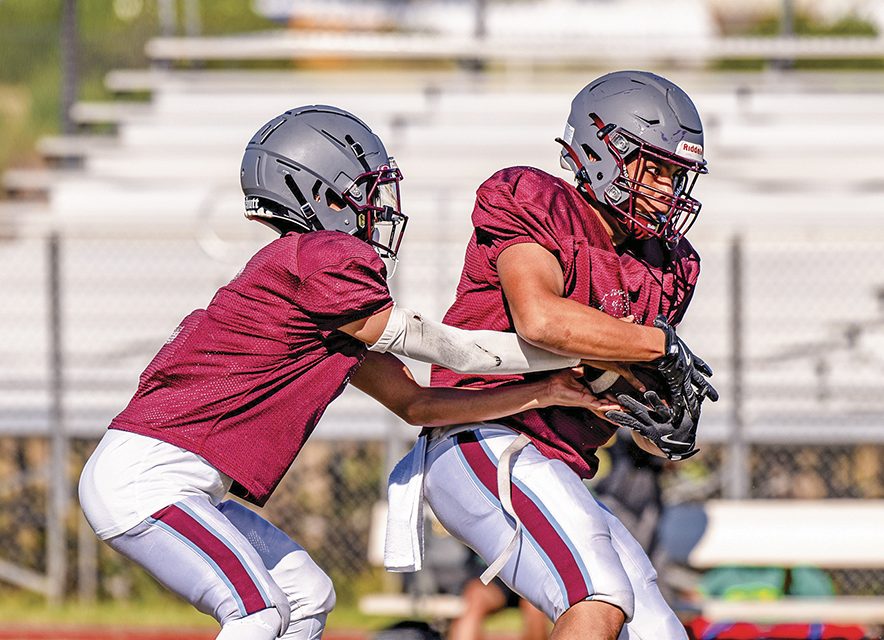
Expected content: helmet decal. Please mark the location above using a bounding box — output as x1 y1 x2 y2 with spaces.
676 140 704 163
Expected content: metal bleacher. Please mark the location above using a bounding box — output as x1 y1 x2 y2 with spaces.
4 26 884 451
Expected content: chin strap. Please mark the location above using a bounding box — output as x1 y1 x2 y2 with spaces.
555 137 598 200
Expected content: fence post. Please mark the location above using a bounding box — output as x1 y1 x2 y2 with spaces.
78 513 98 603
47 233 69 603
725 235 749 499
60 0 78 136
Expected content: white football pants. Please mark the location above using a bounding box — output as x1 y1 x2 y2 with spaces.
80 432 335 640
422 425 686 640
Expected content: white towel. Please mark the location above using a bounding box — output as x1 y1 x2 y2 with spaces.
383 435 428 572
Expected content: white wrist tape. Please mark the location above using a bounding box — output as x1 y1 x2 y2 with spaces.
369 305 579 374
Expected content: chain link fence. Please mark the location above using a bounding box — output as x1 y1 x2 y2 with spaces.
1 231 883 604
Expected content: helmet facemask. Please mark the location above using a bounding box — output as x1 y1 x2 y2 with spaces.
341 161 408 277
560 123 706 246
603 129 706 244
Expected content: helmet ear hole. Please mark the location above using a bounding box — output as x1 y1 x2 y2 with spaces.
324 188 347 212
581 144 601 163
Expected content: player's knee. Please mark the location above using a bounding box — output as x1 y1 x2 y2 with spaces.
586 590 634 624
291 559 335 618
307 568 336 617
271 549 336 621
462 579 505 616
218 607 284 639
556 600 625 640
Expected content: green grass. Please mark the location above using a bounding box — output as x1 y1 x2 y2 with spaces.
0 587 379 630
0 590 214 628
0 589 527 632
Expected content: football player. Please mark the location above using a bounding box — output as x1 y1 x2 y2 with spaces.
78 106 616 640
411 72 719 639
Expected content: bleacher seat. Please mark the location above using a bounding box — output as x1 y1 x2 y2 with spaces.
3 38 884 448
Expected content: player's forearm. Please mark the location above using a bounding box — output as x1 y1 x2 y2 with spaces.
351 352 552 427
515 298 665 362
354 353 613 427
369 305 578 374
403 380 552 427
351 351 548 426
499 242 665 362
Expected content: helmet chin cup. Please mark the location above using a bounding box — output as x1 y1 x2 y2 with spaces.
379 253 398 279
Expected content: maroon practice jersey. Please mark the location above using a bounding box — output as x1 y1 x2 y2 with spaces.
110 231 393 506
432 166 700 480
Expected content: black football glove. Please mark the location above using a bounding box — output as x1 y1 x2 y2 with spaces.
650 315 719 425
606 391 700 461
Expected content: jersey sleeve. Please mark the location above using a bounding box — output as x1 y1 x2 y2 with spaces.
296 233 393 330
667 237 702 325
471 167 565 265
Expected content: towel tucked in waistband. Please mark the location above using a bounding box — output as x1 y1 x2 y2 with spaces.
383 425 531 582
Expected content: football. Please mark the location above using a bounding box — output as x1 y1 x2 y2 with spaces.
582 364 672 408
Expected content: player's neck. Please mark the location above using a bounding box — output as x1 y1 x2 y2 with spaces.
593 207 629 247
573 180 629 247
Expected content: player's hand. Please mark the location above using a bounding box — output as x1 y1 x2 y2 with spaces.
542 367 620 419
605 391 700 461
650 315 718 425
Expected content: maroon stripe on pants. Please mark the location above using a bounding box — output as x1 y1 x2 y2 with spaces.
151 504 268 614
456 432 590 605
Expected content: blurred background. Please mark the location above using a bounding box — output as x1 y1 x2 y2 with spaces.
1 0 883 638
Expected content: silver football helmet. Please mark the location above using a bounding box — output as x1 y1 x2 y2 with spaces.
241 105 407 273
557 71 707 243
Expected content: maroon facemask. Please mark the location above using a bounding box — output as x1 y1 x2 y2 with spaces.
341 164 408 259
605 129 706 244
558 125 707 245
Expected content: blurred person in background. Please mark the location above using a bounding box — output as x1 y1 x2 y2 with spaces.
77 105 617 640
449 553 550 640
388 71 718 640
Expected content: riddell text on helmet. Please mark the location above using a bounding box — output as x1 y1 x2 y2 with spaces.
676 141 703 161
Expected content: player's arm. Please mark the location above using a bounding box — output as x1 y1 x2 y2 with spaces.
349 351 617 427
498 242 718 422
338 305 578 374
497 242 666 362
